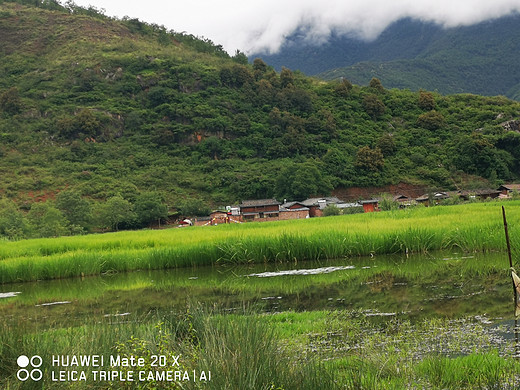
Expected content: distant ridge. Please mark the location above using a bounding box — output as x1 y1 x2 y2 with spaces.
253 15 520 99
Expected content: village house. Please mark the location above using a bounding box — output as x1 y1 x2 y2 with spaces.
300 197 349 217
458 189 501 201
393 194 413 207
360 199 380 212
279 201 310 220
239 198 281 221
416 192 450 206
498 184 520 198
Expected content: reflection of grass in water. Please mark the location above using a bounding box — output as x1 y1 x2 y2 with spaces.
0 251 511 306
1 201 520 283
1 308 519 389
0 251 515 331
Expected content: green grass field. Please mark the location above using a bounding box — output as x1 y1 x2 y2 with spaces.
0 201 518 283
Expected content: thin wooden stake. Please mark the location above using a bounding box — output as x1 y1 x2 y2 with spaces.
503 206 518 315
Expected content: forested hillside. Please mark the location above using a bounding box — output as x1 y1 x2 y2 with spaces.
256 16 520 99
1 0 520 237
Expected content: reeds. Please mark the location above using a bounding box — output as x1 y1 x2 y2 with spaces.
1 201 519 283
0 308 337 390
2 308 518 389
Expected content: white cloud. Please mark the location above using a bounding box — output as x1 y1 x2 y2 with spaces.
72 0 520 54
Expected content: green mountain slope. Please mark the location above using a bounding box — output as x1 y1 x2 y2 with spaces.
257 16 520 99
1 1 520 237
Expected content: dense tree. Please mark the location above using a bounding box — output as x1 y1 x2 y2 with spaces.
376 134 396 156
55 190 92 230
280 67 295 88
177 198 211 217
451 134 512 179
27 202 69 238
362 94 386 119
418 90 436 110
252 58 268 78
0 198 27 239
96 195 135 231
334 78 353 97
275 161 332 201
417 110 445 130
322 204 341 216
355 146 385 172
0 87 22 115
134 192 168 227
369 77 385 93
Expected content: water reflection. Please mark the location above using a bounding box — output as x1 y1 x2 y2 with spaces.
0 252 517 341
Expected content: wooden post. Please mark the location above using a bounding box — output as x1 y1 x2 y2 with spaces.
502 206 518 315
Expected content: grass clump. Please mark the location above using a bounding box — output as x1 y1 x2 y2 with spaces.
0 307 337 390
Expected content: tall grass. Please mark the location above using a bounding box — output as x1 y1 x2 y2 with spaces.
0 308 337 390
2 308 519 389
1 201 519 283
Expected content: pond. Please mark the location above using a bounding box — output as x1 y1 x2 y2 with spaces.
0 251 517 333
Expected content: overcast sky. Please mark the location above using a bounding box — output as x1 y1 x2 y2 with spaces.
72 0 520 55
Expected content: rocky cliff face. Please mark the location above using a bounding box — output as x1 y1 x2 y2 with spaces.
501 120 520 132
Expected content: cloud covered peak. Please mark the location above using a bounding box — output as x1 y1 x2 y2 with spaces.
209 0 520 54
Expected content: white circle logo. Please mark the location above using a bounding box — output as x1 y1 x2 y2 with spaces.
16 355 43 382
31 355 42 368
16 355 30 368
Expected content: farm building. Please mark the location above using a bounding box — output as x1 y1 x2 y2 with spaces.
360 199 380 213
416 192 450 206
300 197 348 217
239 199 281 221
498 184 520 197
393 194 413 206
279 201 310 220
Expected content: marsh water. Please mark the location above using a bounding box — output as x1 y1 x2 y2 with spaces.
0 251 517 330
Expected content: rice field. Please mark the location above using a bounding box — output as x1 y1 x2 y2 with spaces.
2 200 520 389
1 201 519 283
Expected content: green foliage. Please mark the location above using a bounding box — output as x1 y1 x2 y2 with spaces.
418 90 436 110
177 197 211 217
368 77 384 93
55 190 92 230
27 202 69 238
355 146 384 172
0 198 28 239
322 204 341 216
275 161 333 201
0 0 519 231
0 87 22 115
376 134 396 156
362 93 386 119
95 195 135 231
417 110 445 130
378 193 399 211
134 191 168 227
334 78 353 97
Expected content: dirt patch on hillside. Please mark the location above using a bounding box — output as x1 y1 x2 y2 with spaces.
332 183 427 201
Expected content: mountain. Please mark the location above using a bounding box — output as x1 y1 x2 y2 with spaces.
254 15 520 99
1 0 520 237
